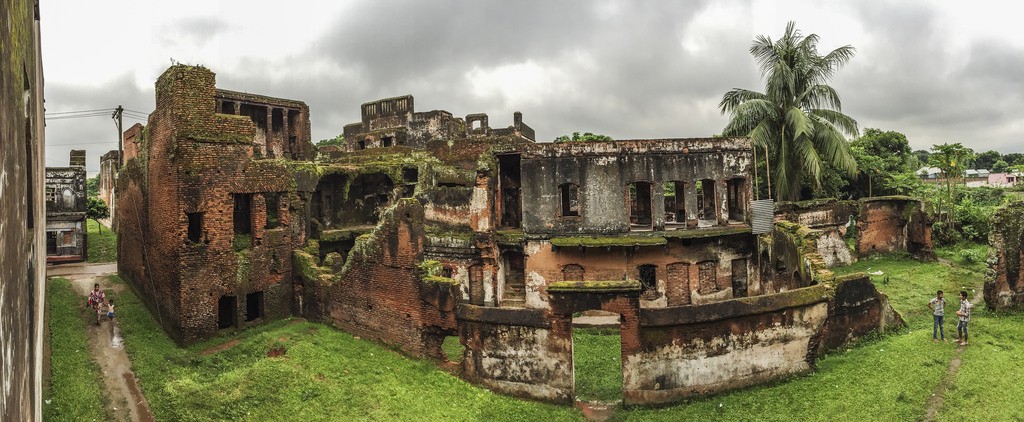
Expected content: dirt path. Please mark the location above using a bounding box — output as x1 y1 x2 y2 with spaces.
48 263 154 422
922 282 985 421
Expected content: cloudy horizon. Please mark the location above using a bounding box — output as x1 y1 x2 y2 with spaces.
40 0 1024 175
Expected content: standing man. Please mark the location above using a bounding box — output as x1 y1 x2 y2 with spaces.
956 290 971 346
928 290 945 342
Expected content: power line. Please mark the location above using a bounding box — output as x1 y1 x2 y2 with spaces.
45 108 115 115
45 141 117 147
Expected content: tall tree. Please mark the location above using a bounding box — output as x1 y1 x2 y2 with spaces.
720 22 858 201
928 142 974 227
974 150 1001 170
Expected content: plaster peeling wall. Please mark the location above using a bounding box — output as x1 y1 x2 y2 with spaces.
817 230 853 267
624 302 827 404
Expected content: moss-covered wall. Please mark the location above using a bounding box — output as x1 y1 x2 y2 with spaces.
984 200 1024 309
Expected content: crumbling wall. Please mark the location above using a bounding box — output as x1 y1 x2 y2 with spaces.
303 199 459 358
0 0 44 417
984 200 1024 309
820 274 903 349
117 64 311 344
520 138 753 234
764 221 834 293
775 199 857 267
629 286 830 405
522 231 756 308
856 197 934 260
458 306 571 403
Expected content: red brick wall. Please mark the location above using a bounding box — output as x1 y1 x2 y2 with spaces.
309 199 458 358
118 65 310 344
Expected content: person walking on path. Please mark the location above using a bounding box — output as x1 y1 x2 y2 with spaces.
928 290 946 342
956 291 971 346
87 283 106 325
106 299 115 321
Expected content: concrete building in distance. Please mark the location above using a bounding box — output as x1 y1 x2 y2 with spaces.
0 0 46 418
45 150 88 263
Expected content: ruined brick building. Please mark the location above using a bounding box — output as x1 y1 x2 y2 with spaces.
985 200 1024 309
0 0 45 418
44 150 88 263
120 65 915 406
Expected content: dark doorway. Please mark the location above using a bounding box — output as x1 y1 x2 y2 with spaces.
245 291 263 321
629 182 653 229
218 296 237 329
469 264 485 306
559 183 580 217
233 193 252 234
187 212 203 243
498 154 522 228
664 181 685 224
727 178 745 222
732 258 748 297
503 252 526 307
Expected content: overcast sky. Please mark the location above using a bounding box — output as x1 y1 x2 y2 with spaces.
40 0 1024 175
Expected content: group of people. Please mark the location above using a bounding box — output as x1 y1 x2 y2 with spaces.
928 290 971 345
86 283 115 325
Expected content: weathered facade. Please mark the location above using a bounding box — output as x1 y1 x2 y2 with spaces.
120 65 904 407
117 65 313 343
0 0 45 418
44 150 88 263
856 196 934 260
984 200 1024 309
98 149 119 228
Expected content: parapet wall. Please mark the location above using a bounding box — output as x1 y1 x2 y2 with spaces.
455 273 901 406
984 200 1024 309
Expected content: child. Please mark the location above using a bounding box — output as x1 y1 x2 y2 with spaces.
106 299 116 321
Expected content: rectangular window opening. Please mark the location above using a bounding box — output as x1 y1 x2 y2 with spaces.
233 193 252 234
187 212 203 243
638 264 658 300
221 101 236 114
560 183 580 217
629 182 653 228
498 154 522 228
697 179 716 223
727 178 745 222
382 136 393 147
265 193 281 229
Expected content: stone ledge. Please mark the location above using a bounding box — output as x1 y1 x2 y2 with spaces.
547 280 642 293
640 284 830 327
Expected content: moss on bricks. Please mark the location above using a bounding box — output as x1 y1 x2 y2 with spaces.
547 280 642 292
549 236 667 248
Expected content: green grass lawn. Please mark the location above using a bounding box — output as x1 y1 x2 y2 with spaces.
44 278 109 421
107 275 581 422
573 328 622 402
86 219 116 263
92 242 1018 420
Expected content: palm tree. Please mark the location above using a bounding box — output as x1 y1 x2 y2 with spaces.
720 22 859 201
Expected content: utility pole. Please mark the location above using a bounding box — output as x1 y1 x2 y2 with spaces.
112 105 123 168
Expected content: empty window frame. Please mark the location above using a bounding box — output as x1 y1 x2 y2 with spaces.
186 212 203 243
382 136 394 147
663 181 685 223
221 101 236 114
265 193 281 229
726 178 745 221
629 181 653 227
233 193 252 234
559 183 580 217
696 179 716 222
638 264 658 299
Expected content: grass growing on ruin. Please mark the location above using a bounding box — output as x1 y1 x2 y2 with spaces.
108 275 581 422
86 219 117 263
44 277 109 421
573 327 622 402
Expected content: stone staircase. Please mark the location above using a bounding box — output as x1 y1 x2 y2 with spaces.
502 283 526 307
